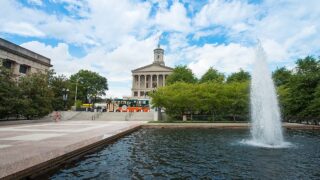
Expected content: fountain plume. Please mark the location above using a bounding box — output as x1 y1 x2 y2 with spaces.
248 42 289 148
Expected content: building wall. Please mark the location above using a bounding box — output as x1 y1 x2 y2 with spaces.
0 39 51 78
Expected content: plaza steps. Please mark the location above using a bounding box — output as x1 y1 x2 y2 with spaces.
69 112 96 120
98 112 154 121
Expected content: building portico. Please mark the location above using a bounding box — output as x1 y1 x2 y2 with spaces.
131 45 173 98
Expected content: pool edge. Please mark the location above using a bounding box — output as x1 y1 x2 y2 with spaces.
2 125 142 180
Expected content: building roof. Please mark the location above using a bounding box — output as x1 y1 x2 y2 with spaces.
0 38 52 67
132 63 174 73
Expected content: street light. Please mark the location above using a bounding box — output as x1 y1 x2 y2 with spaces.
74 78 79 111
62 88 69 110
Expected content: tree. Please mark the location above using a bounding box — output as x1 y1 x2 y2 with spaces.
200 67 225 83
150 81 250 121
223 82 250 121
226 69 250 83
48 70 70 110
166 65 197 85
285 56 320 122
69 70 108 104
272 67 292 87
19 72 54 119
0 67 21 119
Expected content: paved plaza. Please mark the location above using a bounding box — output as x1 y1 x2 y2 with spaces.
0 120 147 179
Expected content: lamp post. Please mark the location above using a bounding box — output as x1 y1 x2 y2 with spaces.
62 88 69 110
74 78 79 111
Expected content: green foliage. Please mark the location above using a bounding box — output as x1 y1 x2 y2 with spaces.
200 67 225 83
166 65 197 85
48 70 70 110
70 70 108 103
226 69 250 83
150 81 249 121
19 72 54 119
0 68 108 120
284 56 320 120
272 67 292 86
0 67 21 119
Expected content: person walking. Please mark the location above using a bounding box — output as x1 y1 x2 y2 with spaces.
54 110 61 122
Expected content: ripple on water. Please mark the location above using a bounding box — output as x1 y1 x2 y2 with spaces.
239 139 294 149
50 129 320 180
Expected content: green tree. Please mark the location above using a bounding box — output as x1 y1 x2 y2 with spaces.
166 65 197 85
306 85 320 124
0 67 21 119
223 82 250 121
70 70 108 104
150 81 250 121
19 72 54 119
272 67 292 87
200 67 225 83
226 69 250 83
286 56 320 122
48 70 70 110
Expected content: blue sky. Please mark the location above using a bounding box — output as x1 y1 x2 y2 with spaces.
0 0 319 97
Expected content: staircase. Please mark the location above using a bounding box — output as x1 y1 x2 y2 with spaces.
98 112 153 121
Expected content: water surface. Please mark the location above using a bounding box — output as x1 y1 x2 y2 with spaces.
50 129 320 180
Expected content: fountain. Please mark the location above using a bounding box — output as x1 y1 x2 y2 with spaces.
246 43 290 148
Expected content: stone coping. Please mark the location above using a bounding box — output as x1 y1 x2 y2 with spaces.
0 121 146 179
143 122 320 129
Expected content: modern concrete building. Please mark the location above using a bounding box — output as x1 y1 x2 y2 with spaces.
131 44 173 98
0 38 52 79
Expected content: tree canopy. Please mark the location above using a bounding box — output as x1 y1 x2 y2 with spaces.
70 70 108 103
272 67 292 87
200 67 225 83
226 69 250 83
0 68 108 120
150 81 249 121
166 65 197 85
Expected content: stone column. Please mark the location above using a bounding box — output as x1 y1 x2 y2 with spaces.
138 75 141 89
157 74 159 88
13 62 20 75
144 75 147 88
163 74 165 87
132 75 135 89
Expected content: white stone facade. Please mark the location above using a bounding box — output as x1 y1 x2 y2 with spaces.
0 38 52 79
131 45 173 98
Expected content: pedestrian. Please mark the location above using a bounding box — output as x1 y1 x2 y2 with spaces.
54 110 61 122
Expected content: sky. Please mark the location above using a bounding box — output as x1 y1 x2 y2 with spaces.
0 0 319 97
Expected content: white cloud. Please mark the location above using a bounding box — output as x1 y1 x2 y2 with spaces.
188 43 255 77
155 1 191 32
2 22 45 37
194 0 258 29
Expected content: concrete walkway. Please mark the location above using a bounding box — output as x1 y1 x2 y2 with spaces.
0 120 147 179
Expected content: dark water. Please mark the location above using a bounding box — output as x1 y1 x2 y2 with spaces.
50 129 320 180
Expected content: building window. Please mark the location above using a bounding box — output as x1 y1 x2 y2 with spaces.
2 60 12 69
19 65 29 74
134 91 138 97
140 91 145 97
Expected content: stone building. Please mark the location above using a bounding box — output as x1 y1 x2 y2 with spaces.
0 38 52 79
131 45 173 98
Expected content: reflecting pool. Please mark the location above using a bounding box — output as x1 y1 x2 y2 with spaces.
50 129 320 180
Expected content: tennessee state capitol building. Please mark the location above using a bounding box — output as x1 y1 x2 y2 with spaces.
131 44 173 98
